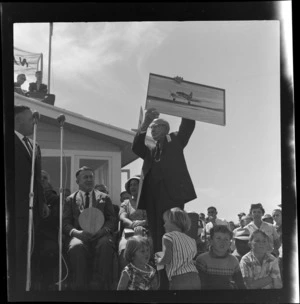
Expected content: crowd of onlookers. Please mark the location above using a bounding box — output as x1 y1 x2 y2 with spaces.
14 104 282 292
193 204 282 290
36 170 282 291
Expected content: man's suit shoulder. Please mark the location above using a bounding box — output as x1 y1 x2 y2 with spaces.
66 191 78 202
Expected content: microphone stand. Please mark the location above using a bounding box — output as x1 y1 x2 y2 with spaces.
57 114 65 291
25 111 39 291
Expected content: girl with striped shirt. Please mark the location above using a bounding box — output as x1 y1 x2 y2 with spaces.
155 208 201 290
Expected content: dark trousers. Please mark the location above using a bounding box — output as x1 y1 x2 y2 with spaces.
15 217 41 293
144 177 184 290
68 235 115 290
144 178 184 253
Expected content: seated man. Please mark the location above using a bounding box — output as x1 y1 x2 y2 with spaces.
62 166 117 290
29 70 48 93
14 73 27 95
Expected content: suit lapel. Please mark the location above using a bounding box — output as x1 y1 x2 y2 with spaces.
15 134 32 161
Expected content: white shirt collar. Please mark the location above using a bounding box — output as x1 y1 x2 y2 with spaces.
15 130 32 153
15 130 25 141
79 189 94 208
79 189 93 196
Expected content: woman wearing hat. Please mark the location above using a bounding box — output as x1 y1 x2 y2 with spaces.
118 176 148 271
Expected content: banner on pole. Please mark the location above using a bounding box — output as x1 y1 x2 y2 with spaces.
14 47 43 78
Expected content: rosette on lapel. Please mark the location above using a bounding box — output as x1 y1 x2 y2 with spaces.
75 191 85 212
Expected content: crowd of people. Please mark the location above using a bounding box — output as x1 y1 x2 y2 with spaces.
13 105 283 292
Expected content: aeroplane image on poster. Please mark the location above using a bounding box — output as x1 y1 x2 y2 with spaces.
145 73 226 126
170 91 193 103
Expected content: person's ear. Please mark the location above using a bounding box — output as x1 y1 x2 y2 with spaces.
15 114 21 124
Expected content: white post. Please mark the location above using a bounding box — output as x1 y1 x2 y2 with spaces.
47 23 53 94
57 114 66 291
25 112 39 291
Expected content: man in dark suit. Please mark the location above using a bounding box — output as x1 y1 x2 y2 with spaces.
14 73 27 95
14 105 50 292
132 107 197 253
62 166 117 290
28 70 48 93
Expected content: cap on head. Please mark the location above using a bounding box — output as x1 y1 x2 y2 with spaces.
150 118 170 133
249 203 265 215
262 214 272 220
234 228 250 240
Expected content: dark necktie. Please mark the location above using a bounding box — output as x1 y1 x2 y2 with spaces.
85 192 90 209
22 136 32 157
154 142 161 161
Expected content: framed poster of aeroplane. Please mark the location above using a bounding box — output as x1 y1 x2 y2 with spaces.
145 73 226 126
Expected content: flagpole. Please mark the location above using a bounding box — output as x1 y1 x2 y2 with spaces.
47 23 53 94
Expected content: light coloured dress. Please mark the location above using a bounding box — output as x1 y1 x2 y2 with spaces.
118 199 147 254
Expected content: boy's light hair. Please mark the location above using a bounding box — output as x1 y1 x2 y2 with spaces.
124 235 150 263
248 230 273 252
249 229 270 243
163 207 191 233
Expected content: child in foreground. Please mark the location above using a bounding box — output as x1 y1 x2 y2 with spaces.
155 208 201 290
117 235 159 290
196 225 246 289
239 230 282 289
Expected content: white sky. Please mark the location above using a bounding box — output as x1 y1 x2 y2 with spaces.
14 20 282 223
